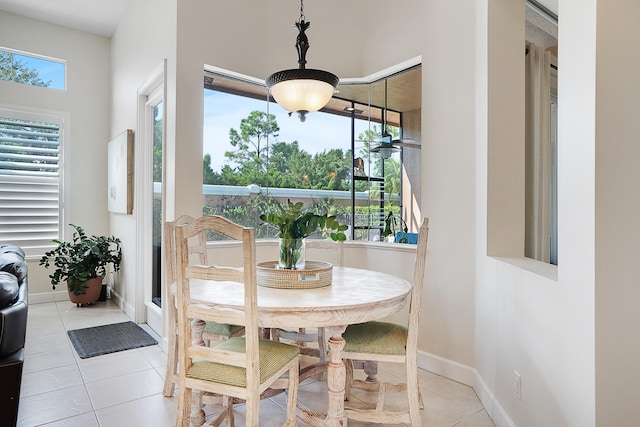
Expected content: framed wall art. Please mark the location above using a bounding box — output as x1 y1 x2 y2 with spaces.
107 129 134 214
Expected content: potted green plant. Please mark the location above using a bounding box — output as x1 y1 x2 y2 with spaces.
383 211 410 243
260 200 348 269
39 224 122 306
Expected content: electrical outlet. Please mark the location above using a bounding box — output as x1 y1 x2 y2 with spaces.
514 370 522 400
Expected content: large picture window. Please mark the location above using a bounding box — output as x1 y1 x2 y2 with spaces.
201 66 421 241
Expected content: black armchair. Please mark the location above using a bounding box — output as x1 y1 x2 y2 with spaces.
0 244 28 427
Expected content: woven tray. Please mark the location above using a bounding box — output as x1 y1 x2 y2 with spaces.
257 261 333 289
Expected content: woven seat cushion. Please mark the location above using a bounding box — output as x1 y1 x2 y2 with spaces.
187 337 299 387
343 321 407 356
203 321 244 337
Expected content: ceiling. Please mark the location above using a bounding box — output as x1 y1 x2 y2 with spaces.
0 0 555 117
0 0 558 39
0 0 132 37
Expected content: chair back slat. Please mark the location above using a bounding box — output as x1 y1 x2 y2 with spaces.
187 305 246 329
188 345 246 368
186 264 244 282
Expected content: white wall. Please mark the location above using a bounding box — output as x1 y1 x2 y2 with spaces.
474 1 595 426
0 11 111 298
419 0 478 368
109 0 176 317
591 0 640 423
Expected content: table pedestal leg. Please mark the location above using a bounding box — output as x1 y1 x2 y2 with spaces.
326 326 347 427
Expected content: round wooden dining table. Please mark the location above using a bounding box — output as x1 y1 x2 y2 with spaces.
187 266 412 427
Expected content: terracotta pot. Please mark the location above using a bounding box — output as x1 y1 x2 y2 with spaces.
68 276 103 307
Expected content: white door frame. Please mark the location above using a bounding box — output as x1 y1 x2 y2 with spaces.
135 62 166 330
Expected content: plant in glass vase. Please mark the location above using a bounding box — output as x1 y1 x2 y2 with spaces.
260 200 348 269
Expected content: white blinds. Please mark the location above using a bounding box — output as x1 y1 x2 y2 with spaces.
0 117 60 256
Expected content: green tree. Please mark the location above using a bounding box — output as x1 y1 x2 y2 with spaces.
0 51 51 87
309 149 351 190
153 106 163 182
203 154 218 185
384 157 401 203
224 111 279 186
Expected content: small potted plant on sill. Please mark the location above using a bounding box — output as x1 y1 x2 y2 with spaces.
382 211 410 243
39 224 122 306
260 200 348 270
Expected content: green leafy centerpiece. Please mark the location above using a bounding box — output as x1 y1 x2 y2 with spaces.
260 200 348 269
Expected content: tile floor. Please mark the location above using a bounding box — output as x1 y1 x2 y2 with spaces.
18 300 495 427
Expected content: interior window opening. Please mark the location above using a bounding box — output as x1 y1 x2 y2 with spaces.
525 0 558 265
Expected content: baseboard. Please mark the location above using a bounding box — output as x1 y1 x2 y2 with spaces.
109 289 122 307
417 349 515 427
474 374 517 427
28 290 70 304
417 349 477 386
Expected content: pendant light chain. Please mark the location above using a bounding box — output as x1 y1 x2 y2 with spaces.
299 0 305 22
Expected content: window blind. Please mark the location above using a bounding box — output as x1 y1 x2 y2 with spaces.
0 117 60 256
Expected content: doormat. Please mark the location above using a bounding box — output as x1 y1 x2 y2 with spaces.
67 321 157 359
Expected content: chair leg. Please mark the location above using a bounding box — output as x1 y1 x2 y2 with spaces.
317 327 326 363
245 393 260 426
418 378 424 410
407 377 421 426
284 358 300 426
176 386 191 427
163 330 178 397
363 360 378 382
224 395 234 427
344 359 354 400
407 356 422 426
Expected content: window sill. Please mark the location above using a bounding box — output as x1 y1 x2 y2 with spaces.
207 239 417 252
493 256 558 282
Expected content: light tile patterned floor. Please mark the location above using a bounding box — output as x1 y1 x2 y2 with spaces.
18 300 495 427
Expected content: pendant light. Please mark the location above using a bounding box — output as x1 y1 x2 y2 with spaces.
371 79 400 159
265 0 339 122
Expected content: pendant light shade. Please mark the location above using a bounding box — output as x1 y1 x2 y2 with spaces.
266 0 339 122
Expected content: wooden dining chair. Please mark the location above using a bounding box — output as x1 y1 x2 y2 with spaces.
342 217 429 426
175 215 300 427
162 215 244 398
271 238 344 363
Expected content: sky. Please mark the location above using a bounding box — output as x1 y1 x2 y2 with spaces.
9 51 65 90
203 89 371 172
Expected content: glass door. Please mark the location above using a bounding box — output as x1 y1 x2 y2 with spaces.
152 101 163 306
